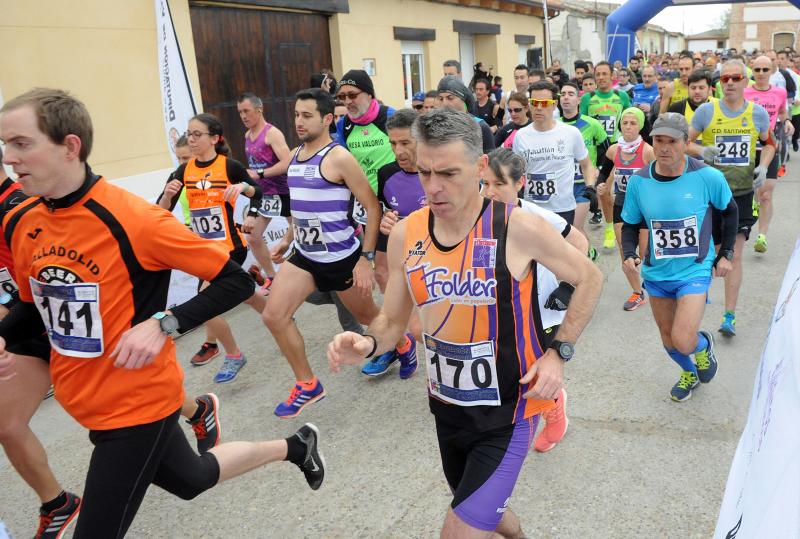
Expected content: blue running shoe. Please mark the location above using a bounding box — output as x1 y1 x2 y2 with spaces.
213 354 247 384
719 311 736 337
398 333 418 379
670 370 700 402
695 330 718 384
274 381 326 419
361 350 397 376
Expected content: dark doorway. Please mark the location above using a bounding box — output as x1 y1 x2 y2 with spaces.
189 4 333 162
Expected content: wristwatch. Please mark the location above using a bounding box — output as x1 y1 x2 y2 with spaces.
361 251 376 263
152 312 180 335
549 340 575 362
257 168 265 179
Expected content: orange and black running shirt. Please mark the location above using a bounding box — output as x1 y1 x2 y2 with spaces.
157 154 261 254
0 178 25 296
3 169 231 430
404 199 555 432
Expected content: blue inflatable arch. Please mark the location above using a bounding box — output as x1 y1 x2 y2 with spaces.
606 0 800 65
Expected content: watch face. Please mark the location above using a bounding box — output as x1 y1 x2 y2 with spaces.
559 342 575 359
161 315 180 334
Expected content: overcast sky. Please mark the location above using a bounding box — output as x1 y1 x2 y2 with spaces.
604 1 731 36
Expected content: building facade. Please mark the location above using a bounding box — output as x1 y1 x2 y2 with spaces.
730 1 799 52
686 29 730 53
1 0 551 198
548 0 615 67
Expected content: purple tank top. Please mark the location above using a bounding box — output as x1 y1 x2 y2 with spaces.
245 123 288 195
381 169 426 218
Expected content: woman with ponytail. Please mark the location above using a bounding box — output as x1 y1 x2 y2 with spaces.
157 113 266 384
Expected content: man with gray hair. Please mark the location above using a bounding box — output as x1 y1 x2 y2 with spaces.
688 58 775 337
327 108 602 539
622 113 736 401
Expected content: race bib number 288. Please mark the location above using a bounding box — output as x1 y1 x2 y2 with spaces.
424 334 500 407
30 278 104 358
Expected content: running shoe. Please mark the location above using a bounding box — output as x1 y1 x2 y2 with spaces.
247 264 266 286
274 380 326 418
213 354 247 383
623 291 646 311
588 246 598 261
293 423 326 490
187 393 221 454
603 227 616 249
589 211 603 225
36 492 81 539
670 370 700 402
754 234 767 253
793 140 799 152
534 388 569 453
719 311 736 337
778 165 786 177
361 350 397 376
398 333 418 379
695 331 718 384
190 342 220 366
752 199 760 218
257 275 274 296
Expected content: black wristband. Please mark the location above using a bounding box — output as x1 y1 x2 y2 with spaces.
364 334 378 358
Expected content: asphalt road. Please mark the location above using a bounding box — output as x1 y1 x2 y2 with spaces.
1 170 798 538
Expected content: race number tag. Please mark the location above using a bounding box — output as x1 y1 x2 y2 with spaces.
715 135 751 166
259 195 283 217
352 200 368 226
190 206 226 240
614 167 636 195
651 216 700 259
598 115 617 136
423 334 500 407
573 160 584 181
30 279 103 358
0 268 18 295
525 172 558 203
293 218 326 253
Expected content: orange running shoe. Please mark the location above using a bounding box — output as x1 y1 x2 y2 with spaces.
623 291 646 311
778 165 786 178
534 388 569 453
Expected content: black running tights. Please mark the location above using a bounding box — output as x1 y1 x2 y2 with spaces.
73 409 220 538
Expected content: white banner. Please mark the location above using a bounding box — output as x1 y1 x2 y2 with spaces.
155 0 196 167
714 237 800 539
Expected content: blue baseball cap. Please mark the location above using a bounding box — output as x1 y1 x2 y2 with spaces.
412 92 426 102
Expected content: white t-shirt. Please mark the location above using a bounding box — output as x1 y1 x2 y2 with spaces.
512 121 588 213
517 199 568 329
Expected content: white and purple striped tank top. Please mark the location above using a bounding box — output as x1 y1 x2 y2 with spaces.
287 142 359 263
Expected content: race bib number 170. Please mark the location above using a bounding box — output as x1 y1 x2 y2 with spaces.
30 278 104 358
424 334 500 407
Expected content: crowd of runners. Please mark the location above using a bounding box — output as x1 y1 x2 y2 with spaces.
0 44 796 538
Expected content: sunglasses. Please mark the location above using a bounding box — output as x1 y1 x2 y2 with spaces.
336 91 363 101
720 74 745 83
412 104 424 110
509 107 526 113
753 67 771 73
529 98 557 108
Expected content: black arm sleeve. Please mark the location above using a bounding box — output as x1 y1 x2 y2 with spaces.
227 159 262 209
597 155 615 183
782 69 797 99
494 125 509 147
595 139 610 165
718 197 739 253
480 121 496 153
170 260 253 334
620 221 642 259
667 100 685 114
0 301 45 346
155 164 187 211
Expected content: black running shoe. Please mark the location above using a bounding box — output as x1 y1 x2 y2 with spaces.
187 393 221 454
294 423 326 490
589 211 603 225
36 492 81 539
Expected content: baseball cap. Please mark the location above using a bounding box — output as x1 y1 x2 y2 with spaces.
650 112 689 140
412 92 426 102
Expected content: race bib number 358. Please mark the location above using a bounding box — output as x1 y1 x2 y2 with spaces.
651 216 700 259
30 278 103 358
424 334 500 407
